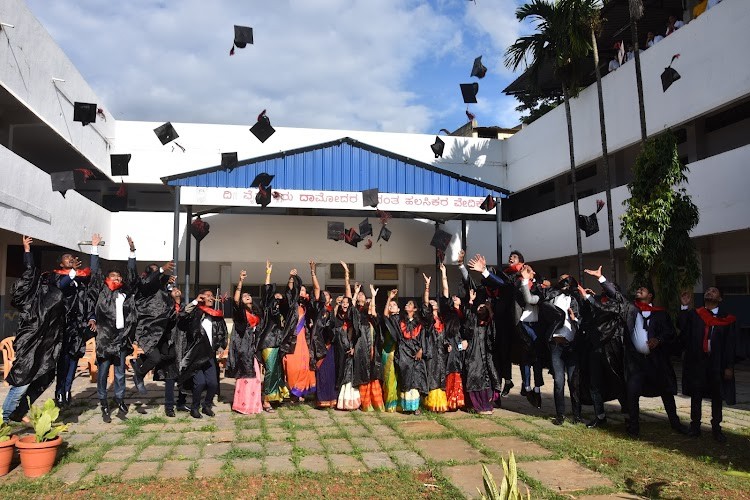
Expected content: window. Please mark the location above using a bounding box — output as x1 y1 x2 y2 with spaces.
566 164 597 185
714 274 749 295
330 263 354 280
374 264 399 281
537 181 555 195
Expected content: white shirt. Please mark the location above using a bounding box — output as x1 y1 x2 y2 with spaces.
115 292 126 329
552 294 574 342
648 35 664 48
673 20 685 29
608 59 620 72
519 278 539 323
202 317 214 347
633 309 651 354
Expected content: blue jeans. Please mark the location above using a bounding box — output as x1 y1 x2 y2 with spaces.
2 384 30 422
192 357 218 411
55 353 77 396
520 322 544 388
549 341 580 417
97 351 127 401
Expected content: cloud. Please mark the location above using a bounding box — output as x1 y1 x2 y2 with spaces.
27 0 526 133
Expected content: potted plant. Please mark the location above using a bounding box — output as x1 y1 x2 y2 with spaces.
15 398 69 477
0 421 18 476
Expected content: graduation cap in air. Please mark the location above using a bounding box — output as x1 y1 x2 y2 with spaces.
479 194 496 212
377 225 392 242
221 152 238 171
73 102 97 126
110 154 131 177
230 25 253 55
460 83 479 104
51 171 76 197
361 188 379 208
190 216 210 242
251 110 275 143
327 221 345 241
154 122 179 145
577 199 605 237
430 228 453 253
661 54 681 92
431 136 445 158
250 172 274 208
344 228 362 247
359 219 373 238
471 56 487 79
250 173 274 188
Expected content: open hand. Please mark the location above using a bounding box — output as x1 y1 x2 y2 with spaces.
584 266 602 279
162 261 175 275
467 254 486 273
414 349 423 361
91 233 102 247
126 235 136 252
423 273 431 286
88 319 97 332
22 235 33 251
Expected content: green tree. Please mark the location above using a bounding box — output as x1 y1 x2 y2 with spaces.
620 130 700 313
514 92 563 125
505 0 593 280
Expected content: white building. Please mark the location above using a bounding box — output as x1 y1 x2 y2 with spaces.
1 0 748 336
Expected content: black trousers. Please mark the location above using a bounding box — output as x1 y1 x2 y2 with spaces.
690 369 724 429
192 357 218 411
626 366 680 433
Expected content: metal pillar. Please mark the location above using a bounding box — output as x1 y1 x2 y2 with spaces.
495 197 503 268
185 205 192 299
171 186 180 279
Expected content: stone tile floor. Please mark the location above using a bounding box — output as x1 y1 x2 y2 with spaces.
1 362 748 499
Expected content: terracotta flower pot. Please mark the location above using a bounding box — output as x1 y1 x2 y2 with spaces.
16 435 62 478
0 435 18 476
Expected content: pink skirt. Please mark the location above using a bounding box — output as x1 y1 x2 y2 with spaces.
232 359 263 415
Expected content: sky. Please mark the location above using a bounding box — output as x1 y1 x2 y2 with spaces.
27 0 531 134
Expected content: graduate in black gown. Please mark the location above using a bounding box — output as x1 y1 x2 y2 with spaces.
423 271 448 413
87 234 138 423
462 288 502 414
2 236 65 422
439 262 466 411
383 289 430 415
333 295 361 410
152 281 182 416
353 284 384 411
130 260 175 394
257 261 290 409
679 287 738 443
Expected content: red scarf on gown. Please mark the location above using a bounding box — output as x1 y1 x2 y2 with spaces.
245 310 260 327
54 267 91 277
633 301 665 312
696 307 736 353
198 305 223 317
105 278 123 291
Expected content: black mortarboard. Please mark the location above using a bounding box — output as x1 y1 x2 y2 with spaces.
255 185 272 208
661 67 680 92
460 83 479 104
251 110 275 143
362 188 379 208
221 152 238 171
479 194 496 212
471 56 487 79
230 25 254 55
73 102 97 126
51 171 76 197
327 221 345 241
430 228 452 252
110 154 131 177
359 219 373 238
578 213 600 237
250 172 274 188
190 216 210 242
377 225 392 242
431 136 445 158
154 122 179 145
344 228 362 247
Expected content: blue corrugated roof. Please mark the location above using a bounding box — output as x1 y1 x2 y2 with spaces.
162 137 508 197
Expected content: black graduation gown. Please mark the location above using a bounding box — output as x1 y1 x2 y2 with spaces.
679 307 737 405
225 305 261 379
7 254 65 387
383 313 430 395
424 305 448 392
439 297 464 375
257 283 285 351
352 307 383 387
87 255 138 362
51 269 91 359
461 308 502 393
333 309 358 390
278 276 321 370
134 271 172 356
153 301 180 381
600 280 678 397
175 302 228 383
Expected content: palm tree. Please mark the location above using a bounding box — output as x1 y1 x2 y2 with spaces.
583 1 617 280
505 0 593 281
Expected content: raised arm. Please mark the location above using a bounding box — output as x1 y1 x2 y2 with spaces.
440 262 449 298
468 254 508 287
384 289 397 318
90 233 102 274
341 261 352 298
265 260 272 286
369 284 378 317
310 260 321 301
584 265 625 302
422 273 431 305
234 270 247 305
125 235 138 290
518 265 540 305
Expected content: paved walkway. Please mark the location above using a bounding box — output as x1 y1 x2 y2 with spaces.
1 362 748 498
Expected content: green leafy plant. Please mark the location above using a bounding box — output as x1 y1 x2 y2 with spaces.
479 451 531 500
0 421 12 442
27 398 69 443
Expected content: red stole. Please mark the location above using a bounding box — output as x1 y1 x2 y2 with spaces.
634 301 665 312
696 307 736 353
174 303 181 312
400 318 422 340
434 316 444 334
54 267 91 278
198 305 224 317
105 278 123 291
245 310 260 328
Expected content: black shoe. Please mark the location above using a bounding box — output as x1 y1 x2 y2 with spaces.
165 408 176 418
534 392 542 409
501 381 514 398
175 403 190 412
201 406 215 417
55 393 65 408
100 401 112 423
587 416 607 428
712 427 727 444
571 415 585 425
552 415 565 426
131 361 147 395
626 427 640 439
190 408 202 419
525 391 536 407
670 421 690 435
64 391 73 408
115 399 128 414
687 424 702 438
520 387 528 397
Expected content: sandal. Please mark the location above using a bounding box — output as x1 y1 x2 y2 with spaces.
263 405 275 413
